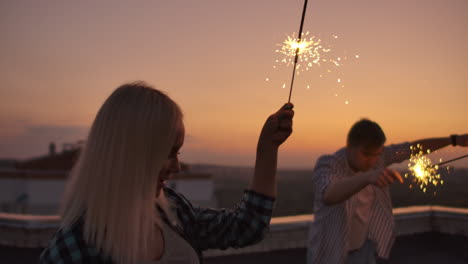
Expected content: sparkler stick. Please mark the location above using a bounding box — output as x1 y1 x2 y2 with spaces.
435 154 468 167
287 0 309 103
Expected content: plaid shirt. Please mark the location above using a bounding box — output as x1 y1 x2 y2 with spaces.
39 187 275 263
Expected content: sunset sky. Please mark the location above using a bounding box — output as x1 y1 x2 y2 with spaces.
1 0 467 168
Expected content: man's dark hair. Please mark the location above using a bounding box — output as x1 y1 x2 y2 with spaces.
347 119 386 147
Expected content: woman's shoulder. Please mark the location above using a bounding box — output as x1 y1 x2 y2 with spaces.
162 187 195 210
159 187 201 232
39 219 111 263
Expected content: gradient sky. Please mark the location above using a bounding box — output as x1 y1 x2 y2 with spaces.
1 0 467 168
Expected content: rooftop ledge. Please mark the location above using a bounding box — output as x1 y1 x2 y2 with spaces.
1 206 468 257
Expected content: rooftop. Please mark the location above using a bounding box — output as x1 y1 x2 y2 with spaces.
1 206 468 263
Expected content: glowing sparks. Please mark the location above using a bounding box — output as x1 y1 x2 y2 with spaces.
268 32 359 93
267 31 360 97
404 144 443 193
275 32 325 71
274 32 345 74
287 38 313 54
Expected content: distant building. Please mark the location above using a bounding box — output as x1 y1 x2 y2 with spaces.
167 172 217 208
0 169 66 214
0 142 80 214
0 159 16 169
0 142 215 214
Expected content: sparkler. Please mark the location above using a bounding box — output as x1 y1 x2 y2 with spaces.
435 154 468 167
287 0 309 103
273 32 357 105
404 144 442 193
276 33 344 74
268 0 359 104
404 144 468 193
277 33 324 70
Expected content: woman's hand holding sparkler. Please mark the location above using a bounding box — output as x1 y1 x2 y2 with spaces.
368 168 404 188
249 103 294 197
259 103 294 147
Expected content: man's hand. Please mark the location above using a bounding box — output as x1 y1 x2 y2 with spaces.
367 168 404 188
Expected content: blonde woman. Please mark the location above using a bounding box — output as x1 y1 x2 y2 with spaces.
39 82 294 264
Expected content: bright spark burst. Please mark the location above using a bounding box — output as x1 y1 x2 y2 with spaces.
274 32 344 74
267 32 358 100
404 144 443 193
266 32 359 104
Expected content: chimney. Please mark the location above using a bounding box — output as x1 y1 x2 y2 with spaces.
49 142 56 156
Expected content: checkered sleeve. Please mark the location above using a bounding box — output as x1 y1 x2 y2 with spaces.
192 189 275 251
39 224 110 264
165 187 275 251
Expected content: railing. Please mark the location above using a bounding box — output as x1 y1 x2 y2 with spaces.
1 206 468 256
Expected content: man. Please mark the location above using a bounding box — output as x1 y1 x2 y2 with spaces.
307 119 468 264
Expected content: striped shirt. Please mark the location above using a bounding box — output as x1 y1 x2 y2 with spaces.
39 187 275 264
307 142 411 264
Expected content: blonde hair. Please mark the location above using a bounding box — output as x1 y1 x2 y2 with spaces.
60 82 183 263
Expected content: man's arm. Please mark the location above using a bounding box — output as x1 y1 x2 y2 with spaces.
323 172 370 205
412 134 468 153
384 134 468 167
323 169 403 206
